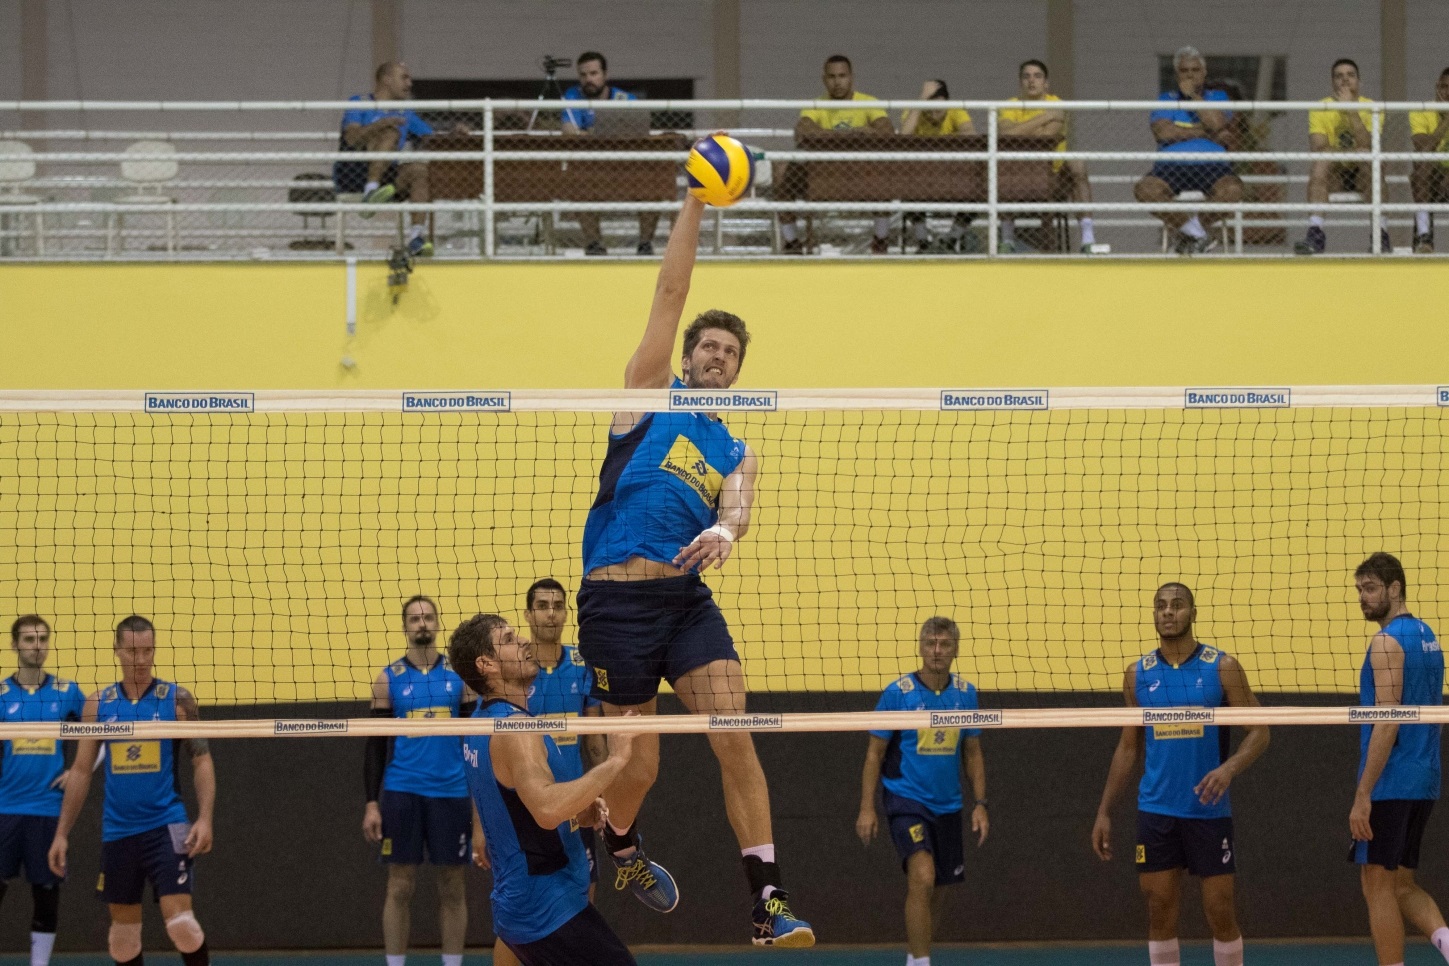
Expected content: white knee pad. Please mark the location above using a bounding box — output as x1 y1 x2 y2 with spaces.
165 910 205 954
108 921 143 962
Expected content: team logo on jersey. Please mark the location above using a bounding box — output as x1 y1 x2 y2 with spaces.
5 703 18 714
594 668 609 692
1142 654 1158 671
916 727 961 755
897 675 915 694
570 649 585 667
1200 646 1219 664
12 738 56 755
908 823 925 844
659 435 725 507
154 684 170 698
110 741 161 774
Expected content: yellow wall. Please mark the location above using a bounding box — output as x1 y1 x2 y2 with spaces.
3 263 1446 703
7 261 1448 388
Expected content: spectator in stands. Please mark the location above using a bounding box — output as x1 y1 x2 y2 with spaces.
1296 58 1386 255
999 59 1097 253
335 61 439 258
778 55 896 254
899 80 976 252
1408 67 1449 254
1133 46 1242 256
562 51 659 256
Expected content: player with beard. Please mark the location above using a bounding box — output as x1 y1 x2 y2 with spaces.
362 595 473 966
577 195 813 946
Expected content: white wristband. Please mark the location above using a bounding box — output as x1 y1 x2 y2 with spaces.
704 523 736 543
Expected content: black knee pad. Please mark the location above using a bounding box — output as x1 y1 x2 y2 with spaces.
30 883 59 934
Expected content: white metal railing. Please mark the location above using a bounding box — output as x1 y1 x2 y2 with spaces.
1 98 1447 260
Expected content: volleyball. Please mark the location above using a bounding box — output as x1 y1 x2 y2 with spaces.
686 134 755 208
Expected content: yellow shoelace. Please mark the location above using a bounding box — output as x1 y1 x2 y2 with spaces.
614 857 659 892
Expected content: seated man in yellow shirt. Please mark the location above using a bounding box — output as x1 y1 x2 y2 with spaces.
1409 66 1449 254
899 80 976 252
998 59 1096 253
778 54 895 254
1295 58 1388 254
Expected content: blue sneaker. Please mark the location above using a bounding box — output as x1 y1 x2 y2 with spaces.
1294 225 1326 255
612 846 679 913
752 890 815 947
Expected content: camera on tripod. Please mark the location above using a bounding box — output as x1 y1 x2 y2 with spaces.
539 55 572 74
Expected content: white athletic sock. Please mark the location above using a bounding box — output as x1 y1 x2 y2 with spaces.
30 931 55 966
1213 935 1244 966
780 223 799 243
873 216 891 240
1432 925 1449 961
1080 216 1096 245
741 844 776 864
364 180 381 195
1417 211 1432 235
1000 219 1017 244
442 955 463 966
386 956 405 966
1148 938 1181 966
1180 216 1206 239
1309 214 1324 228
408 223 424 242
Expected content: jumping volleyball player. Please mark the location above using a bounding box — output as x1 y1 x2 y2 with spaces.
577 194 814 945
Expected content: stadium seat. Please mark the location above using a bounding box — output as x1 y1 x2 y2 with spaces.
108 140 178 254
0 140 45 256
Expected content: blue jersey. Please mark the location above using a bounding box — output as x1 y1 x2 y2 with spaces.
1136 644 1231 820
96 679 190 841
382 655 468 798
583 378 748 573
465 700 589 946
0 675 86 818
870 673 982 815
1359 615 1444 801
339 94 434 150
527 646 599 784
562 85 636 131
1149 89 1232 158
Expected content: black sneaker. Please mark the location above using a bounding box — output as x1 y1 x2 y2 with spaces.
636 240 655 256
1294 225 1326 255
1414 233 1435 254
1374 228 1392 254
752 889 815 947
781 238 804 255
584 241 608 256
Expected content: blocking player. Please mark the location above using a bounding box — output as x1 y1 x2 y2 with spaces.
578 193 813 946
450 613 638 966
1347 553 1449 966
855 617 988 966
48 616 216 966
478 579 604 966
0 615 85 966
1091 584 1269 966
363 595 472 966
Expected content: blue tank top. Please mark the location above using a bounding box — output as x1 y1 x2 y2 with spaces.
582 378 748 573
870 673 983 815
96 679 190 841
1136 644 1231 819
1359 614 1443 801
383 655 468 798
0 675 86 818
465 699 589 945
527 646 598 784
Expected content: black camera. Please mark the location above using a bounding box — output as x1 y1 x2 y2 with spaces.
387 245 414 305
540 55 572 73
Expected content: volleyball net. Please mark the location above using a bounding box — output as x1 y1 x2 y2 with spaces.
0 386 1444 738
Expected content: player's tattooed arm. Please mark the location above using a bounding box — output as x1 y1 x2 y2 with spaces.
175 686 210 758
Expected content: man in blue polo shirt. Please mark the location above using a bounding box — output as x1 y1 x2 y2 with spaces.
561 51 659 256
335 61 438 257
856 617 988 966
1133 46 1243 255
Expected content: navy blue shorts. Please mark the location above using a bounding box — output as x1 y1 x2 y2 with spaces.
380 790 471 866
1350 799 1434 871
579 826 598 886
1136 811 1235 877
0 813 61 886
884 790 965 886
97 823 194 904
1149 161 1236 196
505 903 637 966
577 575 740 706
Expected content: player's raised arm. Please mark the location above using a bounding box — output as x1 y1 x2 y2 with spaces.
1091 662 1141 861
625 196 706 389
491 726 636 830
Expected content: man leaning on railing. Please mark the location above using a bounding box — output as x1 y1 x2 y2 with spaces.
1133 46 1243 256
777 55 895 255
1408 66 1449 255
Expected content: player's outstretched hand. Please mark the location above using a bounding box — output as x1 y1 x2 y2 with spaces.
362 801 384 843
46 835 67 878
1194 763 1234 805
855 808 878 846
674 527 735 572
1090 813 1113 861
185 818 214 856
